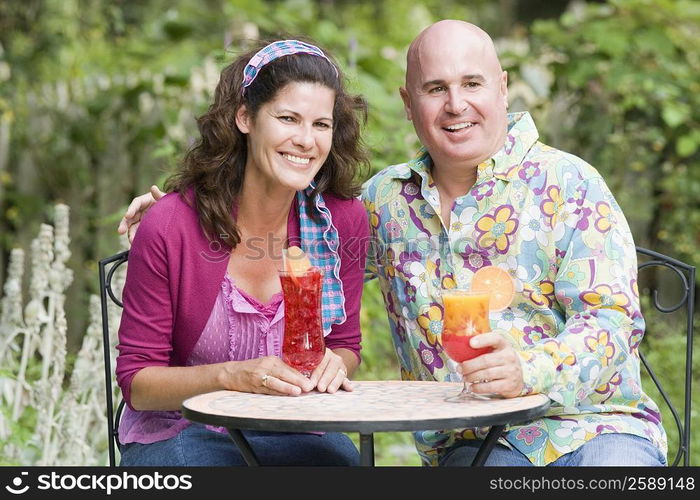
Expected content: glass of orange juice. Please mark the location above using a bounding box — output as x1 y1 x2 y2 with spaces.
441 289 493 402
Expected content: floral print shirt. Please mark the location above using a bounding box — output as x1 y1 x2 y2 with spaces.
361 112 666 466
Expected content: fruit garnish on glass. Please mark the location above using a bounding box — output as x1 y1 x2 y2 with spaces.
470 265 515 312
283 245 313 275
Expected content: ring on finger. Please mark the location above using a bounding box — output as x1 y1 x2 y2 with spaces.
261 373 271 388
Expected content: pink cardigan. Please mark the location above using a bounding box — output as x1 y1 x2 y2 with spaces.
116 190 369 408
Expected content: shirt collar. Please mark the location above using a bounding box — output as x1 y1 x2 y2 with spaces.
393 111 540 183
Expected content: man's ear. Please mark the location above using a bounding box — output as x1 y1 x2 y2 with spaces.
235 105 251 134
399 86 413 121
500 70 509 108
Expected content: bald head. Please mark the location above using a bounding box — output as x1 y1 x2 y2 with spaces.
406 20 502 88
399 19 509 172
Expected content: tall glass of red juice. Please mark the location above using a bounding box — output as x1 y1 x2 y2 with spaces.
279 267 325 377
442 289 493 401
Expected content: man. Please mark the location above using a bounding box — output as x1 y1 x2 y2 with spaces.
360 20 665 466
119 20 666 466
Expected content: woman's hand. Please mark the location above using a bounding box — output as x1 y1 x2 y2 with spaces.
219 356 315 396
309 349 353 393
117 185 165 244
129 357 316 410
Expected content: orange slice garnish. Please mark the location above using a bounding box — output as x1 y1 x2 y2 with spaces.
471 265 515 312
283 246 312 275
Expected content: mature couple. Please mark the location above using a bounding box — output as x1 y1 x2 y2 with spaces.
115 20 667 467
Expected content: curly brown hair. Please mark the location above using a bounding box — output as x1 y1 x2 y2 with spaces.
165 39 369 248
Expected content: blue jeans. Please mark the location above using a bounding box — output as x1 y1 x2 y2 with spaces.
119 423 360 466
440 433 667 466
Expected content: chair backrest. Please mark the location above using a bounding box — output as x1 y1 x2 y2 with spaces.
98 250 129 467
636 246 695 466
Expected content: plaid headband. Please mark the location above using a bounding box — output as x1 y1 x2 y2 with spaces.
242 40 338 92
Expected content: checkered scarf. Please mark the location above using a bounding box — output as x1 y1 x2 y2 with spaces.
242 40 338 92
296 186 346 335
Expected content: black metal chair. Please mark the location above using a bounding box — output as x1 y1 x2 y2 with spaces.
98 250 129 467
636 246 695 466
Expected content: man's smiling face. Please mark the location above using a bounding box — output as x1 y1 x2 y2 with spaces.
401 21 509 171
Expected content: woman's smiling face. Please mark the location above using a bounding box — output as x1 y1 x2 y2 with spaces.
236 81 335 192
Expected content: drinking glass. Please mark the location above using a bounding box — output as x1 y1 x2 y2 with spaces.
441 289 493 402
279 267 325 377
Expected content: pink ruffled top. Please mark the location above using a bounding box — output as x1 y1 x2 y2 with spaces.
119 275 284 444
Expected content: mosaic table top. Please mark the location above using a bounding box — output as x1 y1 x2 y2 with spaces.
182 381 550 434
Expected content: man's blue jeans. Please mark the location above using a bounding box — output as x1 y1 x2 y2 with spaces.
440 433 667 466
119 423 359 466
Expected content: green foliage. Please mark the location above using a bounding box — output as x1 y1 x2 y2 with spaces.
356 279 401 380
2 0 698 466
520 0 700 274
639 325 699 466
0 405 39 465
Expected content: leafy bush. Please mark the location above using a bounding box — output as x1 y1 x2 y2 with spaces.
2 0 697 466
511 0 700 273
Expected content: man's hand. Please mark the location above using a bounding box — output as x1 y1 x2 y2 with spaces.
117 185 165 244
458 332 524 398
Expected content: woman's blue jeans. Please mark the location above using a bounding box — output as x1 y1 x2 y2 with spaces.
119 423 359 466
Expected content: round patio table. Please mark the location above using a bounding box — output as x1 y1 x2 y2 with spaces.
182 380 550 466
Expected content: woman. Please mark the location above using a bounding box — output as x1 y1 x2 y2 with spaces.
116 39 370 466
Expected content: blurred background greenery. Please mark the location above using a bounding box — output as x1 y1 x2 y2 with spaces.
1 0 697 465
